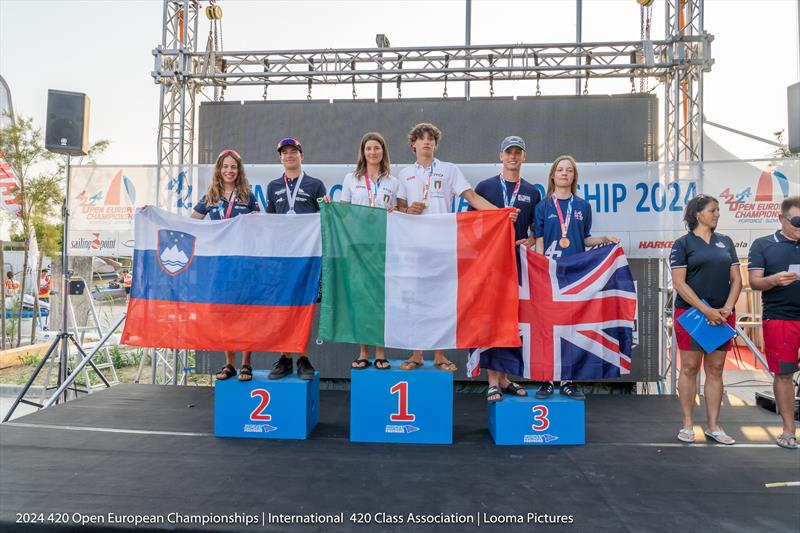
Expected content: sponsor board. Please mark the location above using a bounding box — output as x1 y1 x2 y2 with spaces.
72 159 799 258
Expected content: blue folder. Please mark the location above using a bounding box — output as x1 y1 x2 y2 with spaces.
676 301 736 353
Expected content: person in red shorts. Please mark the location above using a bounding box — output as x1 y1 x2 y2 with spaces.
747 195 800 449
669 194 742 445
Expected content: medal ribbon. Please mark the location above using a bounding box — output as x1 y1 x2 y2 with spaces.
499 177 521 208
552 194 573 241
364 172 382 208
284 172 305 212
421 160 435 203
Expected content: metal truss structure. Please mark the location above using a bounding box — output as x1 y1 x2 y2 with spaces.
664 0 709 164
152 0 709 389
154 0 710 170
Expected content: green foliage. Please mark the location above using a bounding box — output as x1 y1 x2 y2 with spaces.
109 345 143 369
19 353 39 366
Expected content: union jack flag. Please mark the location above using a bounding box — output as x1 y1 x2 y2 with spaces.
467 244 637 381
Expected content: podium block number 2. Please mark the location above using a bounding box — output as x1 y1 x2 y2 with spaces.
389 381 415 422
531 405 550 431
250 389 272 421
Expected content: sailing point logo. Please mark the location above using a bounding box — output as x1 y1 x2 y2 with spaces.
70 232 117 252
719 167 790 223
157 229 196 276
75 170 137 221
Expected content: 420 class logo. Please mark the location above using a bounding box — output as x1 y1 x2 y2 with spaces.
719 168 790 223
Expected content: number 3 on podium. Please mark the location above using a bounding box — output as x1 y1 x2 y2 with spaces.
389 381 415 422
531 405 550 431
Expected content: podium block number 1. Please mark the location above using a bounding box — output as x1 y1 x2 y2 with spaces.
531 405 549 431
389 381 415 422
250 389 272 421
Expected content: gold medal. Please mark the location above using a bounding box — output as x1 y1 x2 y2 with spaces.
423 199 430 208
559 237 570 248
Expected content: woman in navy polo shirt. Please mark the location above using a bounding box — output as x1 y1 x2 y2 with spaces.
670 194 742 445
191 149 260 382
533 155 619 400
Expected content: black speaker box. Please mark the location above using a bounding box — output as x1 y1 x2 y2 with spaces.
68 279 86 295
45 90 90 156
789 82 800 154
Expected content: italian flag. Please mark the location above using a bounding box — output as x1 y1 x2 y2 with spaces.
319 202 521 350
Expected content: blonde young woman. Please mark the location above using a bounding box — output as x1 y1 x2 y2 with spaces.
340 132 400 370
191 149 260 381
533 155 620 400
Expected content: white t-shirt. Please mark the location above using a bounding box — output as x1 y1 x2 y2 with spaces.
397 159 472 214
340 172 400 209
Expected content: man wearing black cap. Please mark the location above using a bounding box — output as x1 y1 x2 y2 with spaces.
266 137 328 380
469 136 541 402
747 195 800 449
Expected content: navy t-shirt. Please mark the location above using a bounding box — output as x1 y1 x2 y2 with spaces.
669 232 740 309
265 173 327 214
748 231 800 320
534 195 593 258
470 176 541 241
193 192 260 220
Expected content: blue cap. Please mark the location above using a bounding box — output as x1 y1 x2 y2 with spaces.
277 137 303 153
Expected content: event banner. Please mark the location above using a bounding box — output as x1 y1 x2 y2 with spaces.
70 159 798 258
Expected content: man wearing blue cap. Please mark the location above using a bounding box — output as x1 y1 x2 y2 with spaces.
469 136 541 402
266 137 328 380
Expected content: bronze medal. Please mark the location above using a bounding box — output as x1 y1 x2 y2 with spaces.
559 237 570 248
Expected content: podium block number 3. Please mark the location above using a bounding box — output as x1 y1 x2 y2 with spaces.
250 389 272 421
389 381 415 422
531 405 550 431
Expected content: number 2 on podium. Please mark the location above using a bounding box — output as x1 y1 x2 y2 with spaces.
250 389 272 421
390 381 415 421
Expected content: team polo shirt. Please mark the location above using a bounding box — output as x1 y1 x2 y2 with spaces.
748 231 800 320
397 158 471 214
534 195 593 257
340 172 400 209
470 175 541 241
265 172 327 214
193 193 260 220
669 231 740 309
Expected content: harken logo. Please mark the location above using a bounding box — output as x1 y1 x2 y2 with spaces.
157 229 195 276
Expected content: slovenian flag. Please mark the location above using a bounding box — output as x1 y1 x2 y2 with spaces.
121 207 321 352
318 202 520 350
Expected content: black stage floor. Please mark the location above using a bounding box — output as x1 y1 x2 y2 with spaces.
1 385 798 533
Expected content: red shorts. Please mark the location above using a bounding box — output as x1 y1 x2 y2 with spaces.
763 319 800 374
674 307 736 352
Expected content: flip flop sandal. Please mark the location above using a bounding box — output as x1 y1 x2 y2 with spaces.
433 360 457 372
487 386 503 403
237 365 253 381
704 430 735 445
776 434 798 449
351 358 372 370
399 359 424 370
677 428 695 443
502 382 527 396
374 359 391 370
216 364 237 380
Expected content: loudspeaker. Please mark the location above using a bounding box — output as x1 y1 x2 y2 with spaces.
789 82 800 153
68 279 86 296
45 90 90 156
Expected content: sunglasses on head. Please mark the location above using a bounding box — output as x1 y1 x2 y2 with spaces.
218 149 240 160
